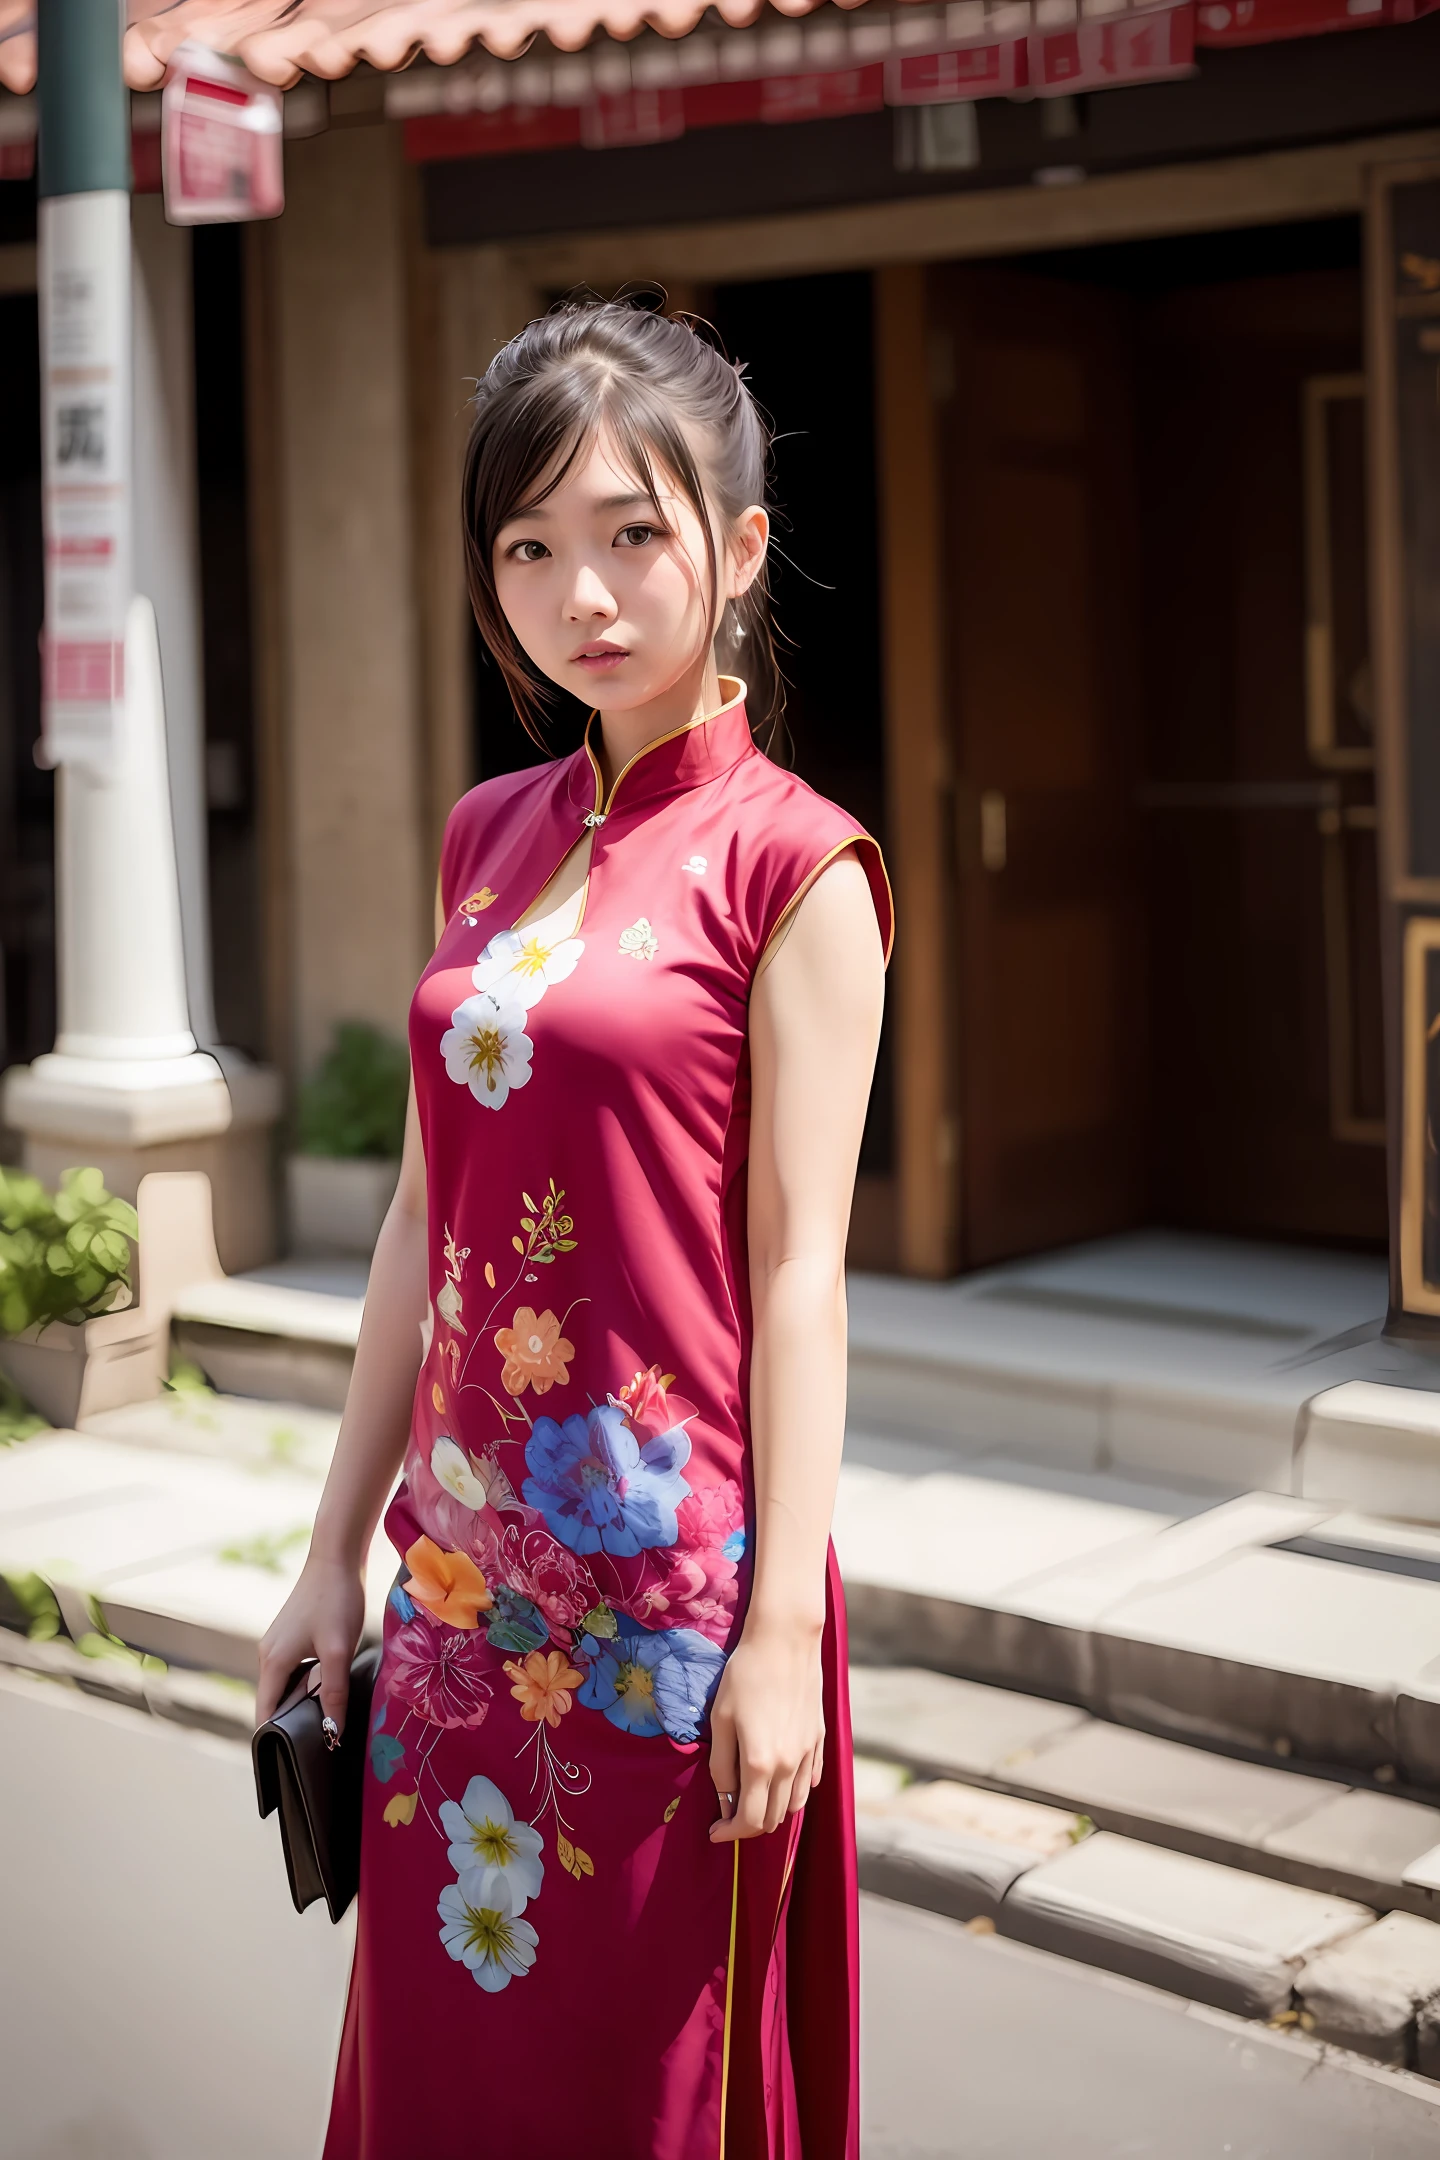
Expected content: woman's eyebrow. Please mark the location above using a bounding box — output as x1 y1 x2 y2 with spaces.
597 491 655 512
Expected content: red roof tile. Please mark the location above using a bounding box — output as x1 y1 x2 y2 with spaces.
0 0 848 95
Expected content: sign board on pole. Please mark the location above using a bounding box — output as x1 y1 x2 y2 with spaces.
39 190 131 770
161 42 284 224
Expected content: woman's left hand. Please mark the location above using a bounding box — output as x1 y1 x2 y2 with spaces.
707 1618 826 1842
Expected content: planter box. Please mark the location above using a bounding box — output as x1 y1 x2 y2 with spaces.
0 1305 168 1430
287 1155 399 1257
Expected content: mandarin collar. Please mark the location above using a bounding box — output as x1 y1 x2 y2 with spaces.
566 678 755 823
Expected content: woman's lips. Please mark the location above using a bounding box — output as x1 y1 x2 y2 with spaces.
574 647 629 672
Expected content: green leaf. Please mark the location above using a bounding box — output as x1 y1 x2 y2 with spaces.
219 1525 311 1574
295 1021 409 1160
88 1230 130 1274
580 1603 618 1639
522 1192 537 1211
519 1217 535 1235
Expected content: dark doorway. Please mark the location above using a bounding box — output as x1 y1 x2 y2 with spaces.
708 269 894 1263
194 225 265 1059
932 216 1385 1267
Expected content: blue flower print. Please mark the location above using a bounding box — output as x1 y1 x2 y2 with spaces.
578 1613 667 1736
524 1403 692 1559
651 1625 727 1744
721 1528 746 1563
577 1612 727 1744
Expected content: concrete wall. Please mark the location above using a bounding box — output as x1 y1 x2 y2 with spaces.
269 125 429 1077
0 1672 350 2160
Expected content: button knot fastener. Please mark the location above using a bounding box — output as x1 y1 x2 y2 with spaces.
583 810 607 828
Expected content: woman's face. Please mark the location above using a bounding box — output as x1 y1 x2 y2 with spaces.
492 425 766 717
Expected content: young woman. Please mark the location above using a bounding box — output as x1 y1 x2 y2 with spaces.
256 296 890 2159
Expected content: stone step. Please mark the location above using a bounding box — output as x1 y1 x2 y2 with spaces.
170 1259 367 1413
835 1447 1440 1787
853 1775 1440 2067
846 1232 1392 1496
850 1664 1440 1919
0 1427 392 1681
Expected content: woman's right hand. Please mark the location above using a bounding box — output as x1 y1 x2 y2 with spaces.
255 1551 367 1732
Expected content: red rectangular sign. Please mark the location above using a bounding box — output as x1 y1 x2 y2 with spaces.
885 42 1028 102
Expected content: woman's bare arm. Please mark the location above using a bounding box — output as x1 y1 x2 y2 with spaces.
707 851 885 1841
254 897 443 1730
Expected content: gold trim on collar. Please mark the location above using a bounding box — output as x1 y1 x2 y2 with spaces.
583 676 748 823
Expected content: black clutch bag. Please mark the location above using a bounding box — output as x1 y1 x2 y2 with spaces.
251 1644 382 1923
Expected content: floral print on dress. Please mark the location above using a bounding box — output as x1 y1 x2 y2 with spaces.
473 926 584 1011
438 1868 539 1994
494 1306 574 1396
441 988 533 1110
441 927 585 1112
382 1170 747 1994
524 1404 693 1559
618 917 659 962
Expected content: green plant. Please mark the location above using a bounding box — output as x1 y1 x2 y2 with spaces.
296 1022 408 1160
0 1370 46 1444
0 1166 139 1339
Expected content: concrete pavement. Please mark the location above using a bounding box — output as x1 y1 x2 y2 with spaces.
861 1894 1440 2159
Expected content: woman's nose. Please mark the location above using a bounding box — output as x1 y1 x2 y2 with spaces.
567 563 617 621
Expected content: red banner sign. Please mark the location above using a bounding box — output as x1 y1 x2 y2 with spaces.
161 42 285 223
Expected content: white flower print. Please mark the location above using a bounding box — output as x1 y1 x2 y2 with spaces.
618 917 659 962
440 989 533 1110
431 1436 488 1509
439 1774 545 1911
437 1870 539 1994
473 927 584 1014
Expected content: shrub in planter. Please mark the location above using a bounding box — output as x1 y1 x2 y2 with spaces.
0 1166 138 1335
297 1022 408 1161
290 1023 408 1256
0 1166 144 1430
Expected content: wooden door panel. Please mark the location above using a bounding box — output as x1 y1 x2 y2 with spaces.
935 264 1144 1268
969 475 1097 790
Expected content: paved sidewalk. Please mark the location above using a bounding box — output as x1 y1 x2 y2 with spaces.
861 1895 1440 2159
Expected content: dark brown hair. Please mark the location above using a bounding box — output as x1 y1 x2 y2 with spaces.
461 291 778 749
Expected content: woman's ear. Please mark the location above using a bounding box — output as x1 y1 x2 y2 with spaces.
727 505 770 600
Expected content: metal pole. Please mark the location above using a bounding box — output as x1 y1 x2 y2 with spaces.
37 0 130 202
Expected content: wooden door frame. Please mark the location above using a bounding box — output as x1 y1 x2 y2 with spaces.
1367 156 1440 1324
419 125 1440 1278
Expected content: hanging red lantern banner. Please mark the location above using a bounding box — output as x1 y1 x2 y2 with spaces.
161 41 284 224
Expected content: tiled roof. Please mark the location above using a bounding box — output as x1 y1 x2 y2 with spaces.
0 0 841 95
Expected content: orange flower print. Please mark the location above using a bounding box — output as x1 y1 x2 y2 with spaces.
494 1307 574 1397
403 1536 494 1629
504 1649 583 1728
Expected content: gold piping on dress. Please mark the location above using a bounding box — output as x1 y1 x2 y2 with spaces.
718 1840 741 2158
582 676 749 823
755 835 897 977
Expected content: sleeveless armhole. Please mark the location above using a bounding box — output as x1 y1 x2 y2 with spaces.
756 833 894 976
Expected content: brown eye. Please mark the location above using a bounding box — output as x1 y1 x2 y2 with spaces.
616 524 656 548
511 540 549 563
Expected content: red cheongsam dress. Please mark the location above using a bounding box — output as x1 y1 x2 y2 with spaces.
324 680 893 2160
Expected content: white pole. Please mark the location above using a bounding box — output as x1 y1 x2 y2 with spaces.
130 197 218 1051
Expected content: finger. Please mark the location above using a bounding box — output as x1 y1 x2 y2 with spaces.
316 1635 354 1738
763 1765 792 1838
811 1730 825 1790
712 1754 772 1843
254 1641 301 1727
709 1712 740 1829
786 1749 815 1821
